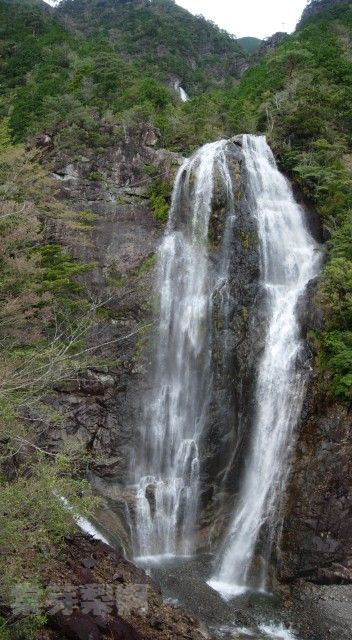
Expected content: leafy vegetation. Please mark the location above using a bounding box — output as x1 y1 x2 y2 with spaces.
0 0 247 151
58 0 246 93
0 0 177 146
148 178 172 222
0 121 102 629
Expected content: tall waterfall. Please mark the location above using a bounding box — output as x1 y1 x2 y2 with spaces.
133 140 235 558
208 135 321 598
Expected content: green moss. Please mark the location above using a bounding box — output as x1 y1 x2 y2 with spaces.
37 244 94 294
134 323 151 362
87 171 104 182
239 231 257 253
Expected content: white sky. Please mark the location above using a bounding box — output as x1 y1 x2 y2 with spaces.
45 1 309 39
176 0 308 39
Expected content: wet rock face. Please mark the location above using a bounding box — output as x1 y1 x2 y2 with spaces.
280 387 352 583
199 141 262 546
280 284 352 583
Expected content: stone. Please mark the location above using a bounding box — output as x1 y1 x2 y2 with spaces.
81 557 96 569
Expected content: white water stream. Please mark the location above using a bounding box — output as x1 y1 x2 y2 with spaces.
133 140 235 558
208 135 321 598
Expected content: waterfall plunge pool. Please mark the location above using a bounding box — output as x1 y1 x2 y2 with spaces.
136 554 301 640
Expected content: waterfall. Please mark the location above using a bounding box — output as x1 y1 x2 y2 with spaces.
133 140 235 559
179 87 189 102
208 135 321 598
173 79 190 102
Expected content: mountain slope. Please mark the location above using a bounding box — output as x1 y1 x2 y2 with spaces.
238 36 262 54
0 0 248 146
57 0 247 93
1 0 180 144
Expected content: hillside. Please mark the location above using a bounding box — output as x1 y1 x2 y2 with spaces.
57 0 247 93
0 0 248 147
238 36 262 54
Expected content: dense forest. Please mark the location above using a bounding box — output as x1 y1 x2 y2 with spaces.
0 0 351 638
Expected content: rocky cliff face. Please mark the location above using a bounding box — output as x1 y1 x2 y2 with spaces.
268 216 352 587
44 133 265 555
38 122 183 547
198 138 263 548
279 283 352 584
257 32 288 57
280 388 352 584
43 124 351 587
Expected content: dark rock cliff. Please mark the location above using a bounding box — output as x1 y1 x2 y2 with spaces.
198 138 263 548
280 388 352 584
38 533 212 640
279 284 352 583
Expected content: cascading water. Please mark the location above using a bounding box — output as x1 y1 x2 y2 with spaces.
208 134 321 598
133 140 235 559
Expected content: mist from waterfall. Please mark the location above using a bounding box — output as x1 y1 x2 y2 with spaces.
133 140 235 559
208 135 321 599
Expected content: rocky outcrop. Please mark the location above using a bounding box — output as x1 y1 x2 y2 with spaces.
35 122 183 547
257 32 288 57
280 385 352 583
39 533 212 640
279 282 352 584
299 0 351 26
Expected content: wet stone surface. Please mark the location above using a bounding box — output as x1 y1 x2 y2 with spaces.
139 555 352 640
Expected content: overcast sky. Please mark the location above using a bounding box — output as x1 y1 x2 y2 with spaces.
176 0 308 39
45 1 309 39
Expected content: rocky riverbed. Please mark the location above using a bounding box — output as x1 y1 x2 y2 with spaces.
141 555 352 640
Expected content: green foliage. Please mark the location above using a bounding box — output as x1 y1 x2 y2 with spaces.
149 179 171 222
10 613 48 640
0 0 247 148
0 119 11 150
0 454 95 581
58 0 245 94
320 330 352 398
0 136 100 610
38 244 93 293
0 619 10 640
